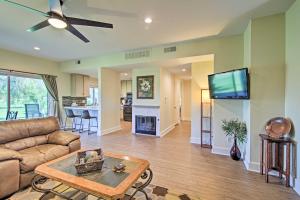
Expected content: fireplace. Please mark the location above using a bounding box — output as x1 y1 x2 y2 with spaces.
135 115 156 135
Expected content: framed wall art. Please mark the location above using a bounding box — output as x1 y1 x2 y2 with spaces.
137 75 154 99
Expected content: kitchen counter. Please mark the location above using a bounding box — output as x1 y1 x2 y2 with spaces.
64 106 99 110
64 106 99 134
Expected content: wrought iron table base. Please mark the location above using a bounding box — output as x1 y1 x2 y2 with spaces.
32 168 153 200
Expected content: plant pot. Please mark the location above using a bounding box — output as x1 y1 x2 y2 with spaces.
230 138 241 161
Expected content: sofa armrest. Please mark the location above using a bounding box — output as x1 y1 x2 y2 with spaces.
0 147 22 162
68 139 81 153
48 131 80 146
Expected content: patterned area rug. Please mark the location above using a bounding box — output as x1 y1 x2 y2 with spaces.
8 180 196 200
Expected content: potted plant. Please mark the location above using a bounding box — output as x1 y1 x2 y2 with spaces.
221 119 247 161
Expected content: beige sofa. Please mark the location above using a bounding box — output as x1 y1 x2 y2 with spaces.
0 117 81 199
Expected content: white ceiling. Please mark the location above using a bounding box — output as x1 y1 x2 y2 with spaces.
0 0 295 61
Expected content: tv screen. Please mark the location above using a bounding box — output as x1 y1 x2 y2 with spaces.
208 68 250 99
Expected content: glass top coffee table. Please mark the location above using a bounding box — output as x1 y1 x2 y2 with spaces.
32 151 152 200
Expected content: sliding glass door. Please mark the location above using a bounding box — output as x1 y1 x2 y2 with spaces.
0 74 8 120
10 75 48 119
0 72 49 120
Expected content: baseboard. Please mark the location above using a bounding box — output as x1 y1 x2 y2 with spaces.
133 133 159 137
190 137 201 144
101 125 121 135
243 160 260 173
211 146 230 156
160 124 175 137
294 177 300 195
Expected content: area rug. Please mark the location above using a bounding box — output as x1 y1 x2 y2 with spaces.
8 180 196 200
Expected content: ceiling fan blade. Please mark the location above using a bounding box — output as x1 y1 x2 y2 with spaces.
66 24 89 43
66 17 113 29
48 0 63 16
27 20 50 32
1 0 49 17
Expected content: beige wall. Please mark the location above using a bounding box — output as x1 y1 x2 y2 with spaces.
191 61 214 144
0 48 71 120
242 14 286 171
98 68 121 135
173 77 182 124
181 80 191 121
286 0 300 194
159 68 180 134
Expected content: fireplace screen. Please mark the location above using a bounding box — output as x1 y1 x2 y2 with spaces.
135 115 156 135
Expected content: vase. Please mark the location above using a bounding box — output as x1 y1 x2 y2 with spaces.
230 138 241 161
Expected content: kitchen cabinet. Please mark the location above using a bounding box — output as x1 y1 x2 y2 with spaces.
121 80 132 97
71 74 90 97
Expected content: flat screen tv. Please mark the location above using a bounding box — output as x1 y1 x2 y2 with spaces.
208 68 250 99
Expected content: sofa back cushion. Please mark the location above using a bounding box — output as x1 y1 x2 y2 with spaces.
1 135 49 151
0 117 59 144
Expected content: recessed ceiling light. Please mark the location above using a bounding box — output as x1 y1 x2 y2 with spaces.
144 17 152 24
34 46 40 51
182 68 187 72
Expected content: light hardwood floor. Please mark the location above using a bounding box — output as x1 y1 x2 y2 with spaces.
79 121 299 200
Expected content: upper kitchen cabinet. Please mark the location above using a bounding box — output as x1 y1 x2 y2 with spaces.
121 80 132 97
71 74 90 97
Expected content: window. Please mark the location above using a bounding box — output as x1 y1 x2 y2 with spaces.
87 87 99 106
0 74 8 120
0 72 49 120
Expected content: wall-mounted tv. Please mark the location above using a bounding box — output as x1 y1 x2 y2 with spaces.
208 68 250 99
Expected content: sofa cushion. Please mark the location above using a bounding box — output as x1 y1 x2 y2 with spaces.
0 117 59 144
0 147 22 162
19 144 69 173
48 131 80 146
2 135 48 151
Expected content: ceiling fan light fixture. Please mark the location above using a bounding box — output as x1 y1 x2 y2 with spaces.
144 17 152 24
48 17 67 29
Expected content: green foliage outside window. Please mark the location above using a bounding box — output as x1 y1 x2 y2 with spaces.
0 74 48 120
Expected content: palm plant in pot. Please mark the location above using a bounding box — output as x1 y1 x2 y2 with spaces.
221 119 247 161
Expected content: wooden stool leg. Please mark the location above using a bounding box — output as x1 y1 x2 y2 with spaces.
275 143 279 169
278 143 283 179
260 138 264 175
286 143 291 187
265 141 271 183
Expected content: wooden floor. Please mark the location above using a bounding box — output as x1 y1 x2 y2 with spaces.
79 121 299 200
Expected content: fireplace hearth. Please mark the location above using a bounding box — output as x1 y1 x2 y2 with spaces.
135 115 156 135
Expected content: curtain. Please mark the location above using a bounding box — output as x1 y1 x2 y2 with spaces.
41 75 61 123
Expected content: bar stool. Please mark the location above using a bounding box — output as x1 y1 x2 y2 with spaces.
64 109 81 132
79 110 98 135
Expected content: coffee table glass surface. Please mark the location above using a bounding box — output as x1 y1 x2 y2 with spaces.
34 151 151 200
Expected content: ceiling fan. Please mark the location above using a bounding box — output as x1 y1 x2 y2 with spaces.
1 0 113 43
